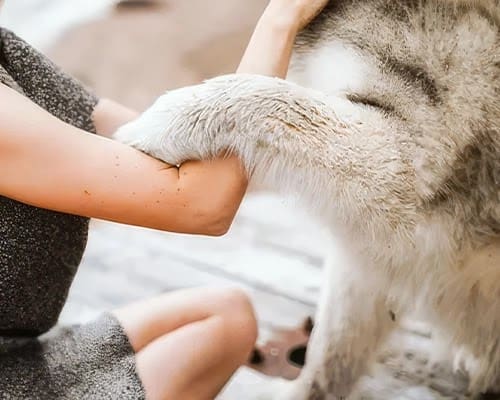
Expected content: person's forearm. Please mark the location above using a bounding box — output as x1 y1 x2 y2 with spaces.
237 5 300 78
0 83 245 236
93 98 139 138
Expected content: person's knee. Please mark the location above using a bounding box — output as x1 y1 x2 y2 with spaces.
217 287 258 351
220 287 256 321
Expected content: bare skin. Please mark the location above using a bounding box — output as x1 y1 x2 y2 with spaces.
0 84 246 236
0 1 328 399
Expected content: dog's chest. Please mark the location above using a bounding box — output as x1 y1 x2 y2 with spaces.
289 40 370 97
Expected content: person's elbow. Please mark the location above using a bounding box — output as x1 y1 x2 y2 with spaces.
190 189 245 236
194 205 237 237
187 216 232 237
203 218 233 237
170 160 248 236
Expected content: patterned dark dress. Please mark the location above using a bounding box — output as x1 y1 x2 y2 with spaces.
0 28 145 399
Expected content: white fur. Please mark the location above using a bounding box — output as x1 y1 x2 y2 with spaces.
288 41 370 96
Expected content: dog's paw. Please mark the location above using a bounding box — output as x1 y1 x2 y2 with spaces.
114 84 215 165
113 98 186 165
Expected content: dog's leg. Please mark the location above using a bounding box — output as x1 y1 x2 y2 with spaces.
115 74 417 398
274 239 398 400
115 74 416 240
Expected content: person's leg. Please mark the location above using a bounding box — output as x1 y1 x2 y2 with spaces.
113 287 258 400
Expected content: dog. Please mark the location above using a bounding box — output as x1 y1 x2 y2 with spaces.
115 1 500 398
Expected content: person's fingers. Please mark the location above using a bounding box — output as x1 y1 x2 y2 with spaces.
296 0 330 29
267 0 329 30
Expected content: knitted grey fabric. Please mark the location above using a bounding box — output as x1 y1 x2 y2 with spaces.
0 27 94 335
0 314 144 400
0 28 145 399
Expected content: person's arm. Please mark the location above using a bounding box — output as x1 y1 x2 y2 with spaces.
0 83 245 236
93 98 139 138
0 2 329 236
237 0 329 77
92 0 329 136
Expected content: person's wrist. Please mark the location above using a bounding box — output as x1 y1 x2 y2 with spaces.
260 2 301 35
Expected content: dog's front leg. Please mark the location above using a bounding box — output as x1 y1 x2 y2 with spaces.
116 73 347 172
115 73 416 243
282 242 398 400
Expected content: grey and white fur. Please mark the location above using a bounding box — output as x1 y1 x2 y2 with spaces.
115 1 500 398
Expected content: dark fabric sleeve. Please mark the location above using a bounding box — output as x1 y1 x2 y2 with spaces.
0 28 99 134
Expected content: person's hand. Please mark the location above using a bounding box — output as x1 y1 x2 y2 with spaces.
265 0 330 31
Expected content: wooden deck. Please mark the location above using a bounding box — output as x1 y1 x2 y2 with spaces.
59 193 493 400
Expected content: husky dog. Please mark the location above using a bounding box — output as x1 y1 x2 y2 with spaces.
115 0 499 398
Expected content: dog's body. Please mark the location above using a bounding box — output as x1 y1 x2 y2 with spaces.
115 1 500 398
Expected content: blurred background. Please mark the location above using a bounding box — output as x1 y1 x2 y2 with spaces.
2 0 270 109
0 1 324 397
